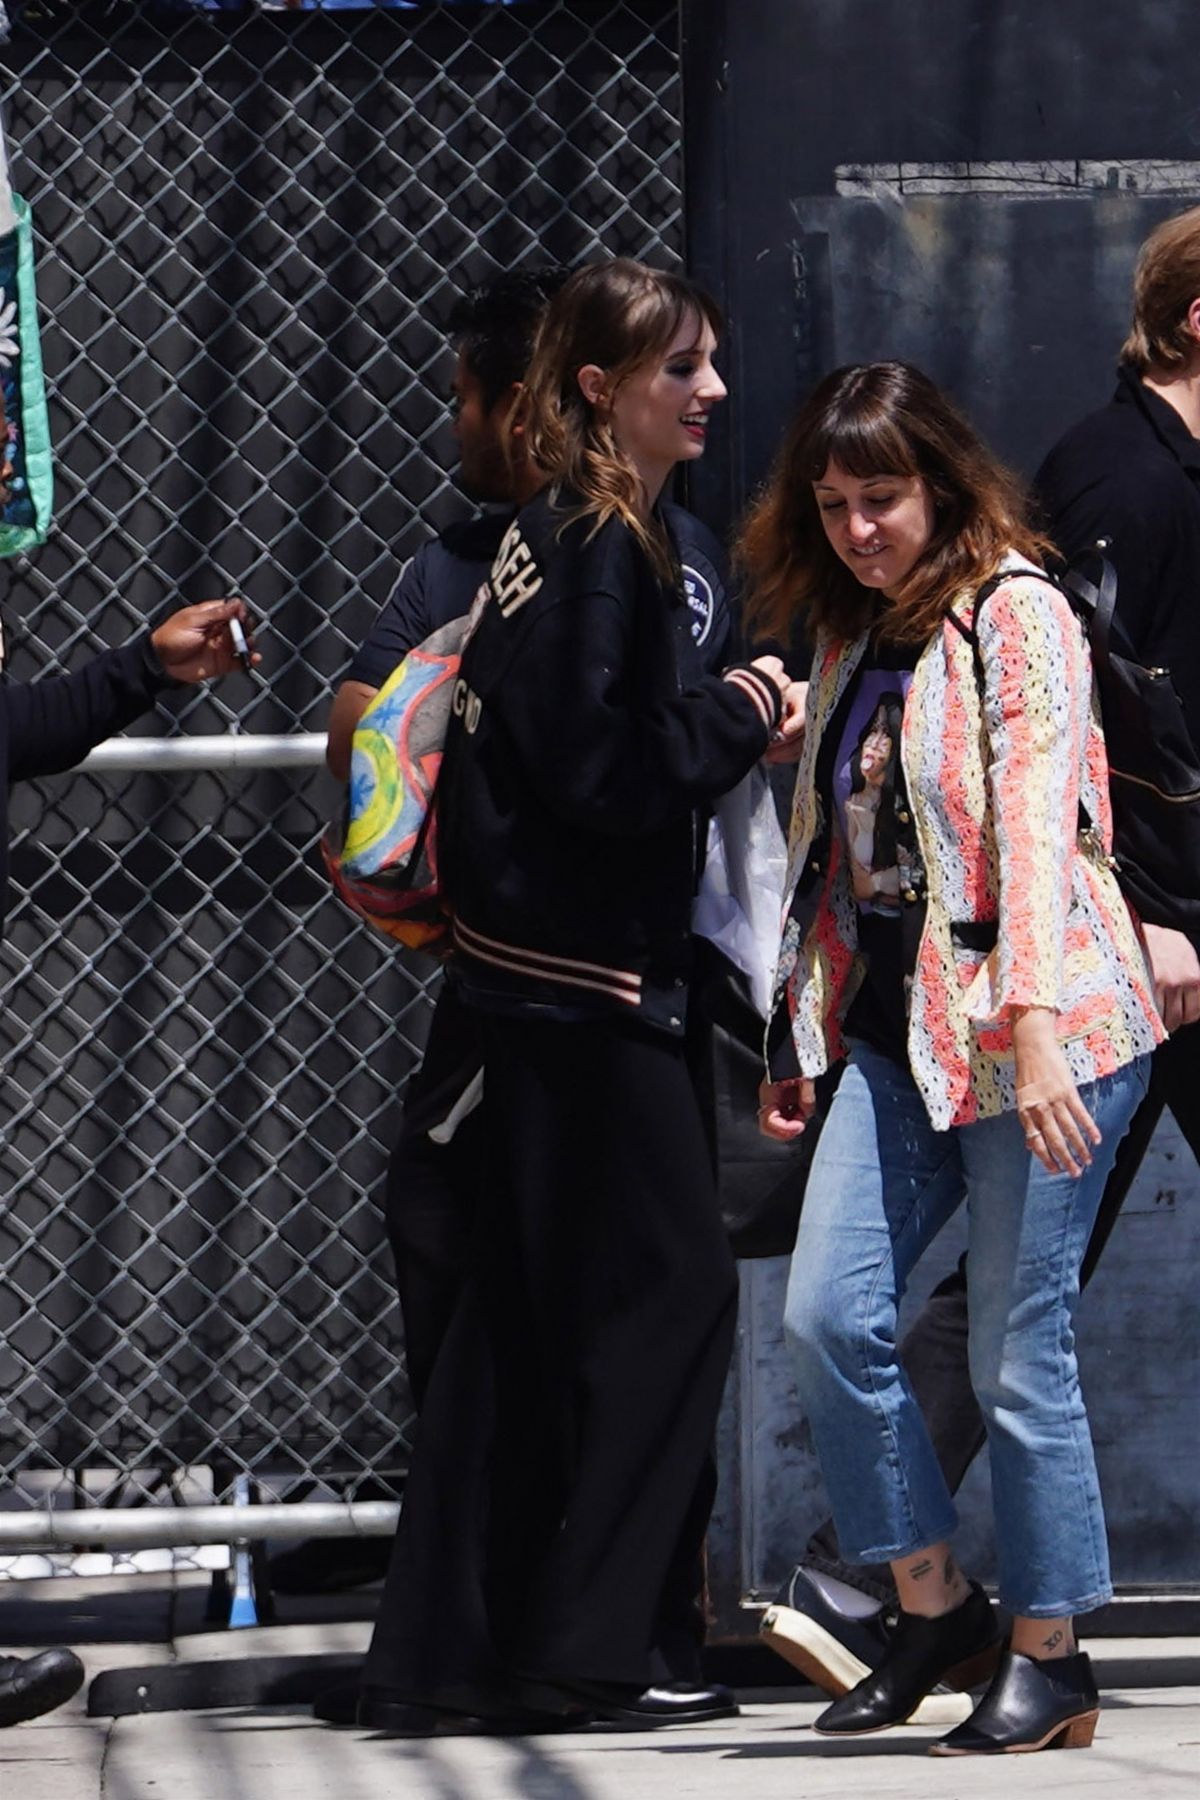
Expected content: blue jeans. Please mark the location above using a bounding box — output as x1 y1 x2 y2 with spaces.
783 1040 1151 1617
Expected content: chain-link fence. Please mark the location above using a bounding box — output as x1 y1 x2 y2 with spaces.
0 0 681 1538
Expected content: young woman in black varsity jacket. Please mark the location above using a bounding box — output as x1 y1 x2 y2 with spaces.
440 487 781 1032
361 260 797 1732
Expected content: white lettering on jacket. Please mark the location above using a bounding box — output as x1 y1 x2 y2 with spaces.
492 521 543 617
451 676 482 734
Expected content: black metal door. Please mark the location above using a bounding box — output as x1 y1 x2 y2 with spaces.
683 0 1200 1625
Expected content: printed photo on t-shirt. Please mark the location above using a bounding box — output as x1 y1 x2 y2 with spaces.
833 672 914 916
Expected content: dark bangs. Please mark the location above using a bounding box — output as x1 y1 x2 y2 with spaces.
645 278 723 348
798 371 926 486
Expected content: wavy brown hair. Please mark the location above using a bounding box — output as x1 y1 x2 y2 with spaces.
1120 205 1200 375
518 258 722 581
738 362 1053 645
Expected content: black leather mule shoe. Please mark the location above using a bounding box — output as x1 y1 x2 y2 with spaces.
595 1680 739 1726
813 1581 1001 1736
929 1648 1099 1755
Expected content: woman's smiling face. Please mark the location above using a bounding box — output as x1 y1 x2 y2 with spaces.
595 310 727 496
813 460 935 597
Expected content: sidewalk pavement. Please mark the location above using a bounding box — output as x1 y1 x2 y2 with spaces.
3 1574 1200 1799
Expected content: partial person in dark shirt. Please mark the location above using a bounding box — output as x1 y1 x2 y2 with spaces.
760 203 1200 1718
0 553 253 1729
328 278 567 1371
1031 202 1200 1312
288 278 565 1638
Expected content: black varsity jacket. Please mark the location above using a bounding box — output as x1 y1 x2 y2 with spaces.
439 487 782 1035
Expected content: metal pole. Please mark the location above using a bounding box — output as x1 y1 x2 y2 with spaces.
0 1500 399 1552
74 733 329 775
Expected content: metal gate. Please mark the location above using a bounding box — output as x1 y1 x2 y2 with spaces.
685 0 1200 1627
0 0 682 1537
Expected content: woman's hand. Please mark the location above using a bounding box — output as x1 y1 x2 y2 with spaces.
1142 922 1200 1034
765 678 808 764
749 652 789 699
151 598 260 685
757 1075 816 1142
1011 1005 1101 1178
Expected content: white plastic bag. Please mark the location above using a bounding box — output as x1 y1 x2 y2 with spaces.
693 766 788 1020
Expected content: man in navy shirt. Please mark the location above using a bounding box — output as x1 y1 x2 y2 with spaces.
322 275 567 1432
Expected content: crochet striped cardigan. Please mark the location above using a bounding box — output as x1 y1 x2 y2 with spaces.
773 558 1163 1130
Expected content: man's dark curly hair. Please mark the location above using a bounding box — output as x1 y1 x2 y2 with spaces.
450 266 572 412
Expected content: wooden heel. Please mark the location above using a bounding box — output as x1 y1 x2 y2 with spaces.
943 1643 1001 1693
1055 1709 1099 1749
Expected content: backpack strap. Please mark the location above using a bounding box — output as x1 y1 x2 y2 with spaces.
1058 540 1120 680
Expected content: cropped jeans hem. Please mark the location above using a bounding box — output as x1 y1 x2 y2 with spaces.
842 1517 961 1568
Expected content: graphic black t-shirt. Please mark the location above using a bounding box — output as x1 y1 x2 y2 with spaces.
831 638 922 1063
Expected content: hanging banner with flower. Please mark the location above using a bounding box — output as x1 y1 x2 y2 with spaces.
0 113 51 559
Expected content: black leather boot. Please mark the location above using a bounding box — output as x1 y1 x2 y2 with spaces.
813 1581 1001 1736
0 1649 85 1727
929 1647 1099 1755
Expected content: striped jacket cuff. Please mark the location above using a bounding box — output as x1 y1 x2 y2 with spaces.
722 663 784 735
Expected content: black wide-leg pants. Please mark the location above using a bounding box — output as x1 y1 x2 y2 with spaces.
363 1008 739 1707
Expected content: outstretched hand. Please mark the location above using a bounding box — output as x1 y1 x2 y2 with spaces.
1142 922 1200 1034
151 599 260 686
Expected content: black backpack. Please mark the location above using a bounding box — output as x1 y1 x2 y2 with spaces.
958 547 1200 935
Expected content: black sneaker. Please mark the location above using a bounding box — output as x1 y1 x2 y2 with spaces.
760 1565 974 1727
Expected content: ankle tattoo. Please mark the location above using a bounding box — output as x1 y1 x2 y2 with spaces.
908 1557 934 1581
1041 1628 1066 1655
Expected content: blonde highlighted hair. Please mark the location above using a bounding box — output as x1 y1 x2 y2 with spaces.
518 258 722 581
1121 206 1200 375
737 361 1053 646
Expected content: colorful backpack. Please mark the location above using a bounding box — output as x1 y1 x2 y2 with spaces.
322 613 468 952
